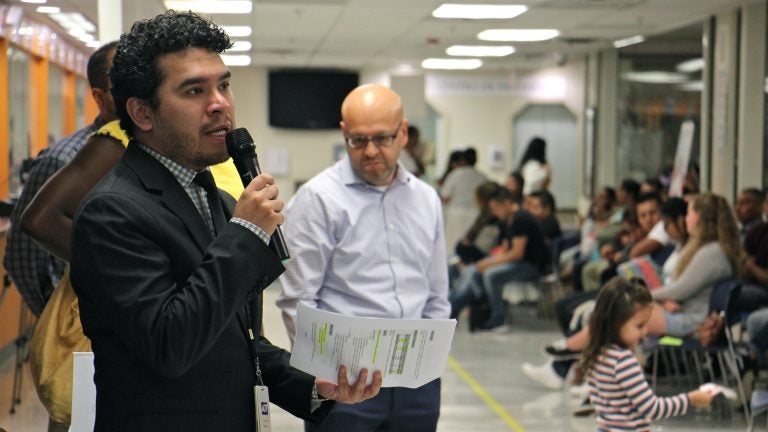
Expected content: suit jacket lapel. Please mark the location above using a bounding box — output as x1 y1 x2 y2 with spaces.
122 143 213 251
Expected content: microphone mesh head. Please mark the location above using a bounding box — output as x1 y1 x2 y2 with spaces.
225 128 254 157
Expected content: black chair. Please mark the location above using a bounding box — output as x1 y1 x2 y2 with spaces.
501 229 581 320
650 279 749 423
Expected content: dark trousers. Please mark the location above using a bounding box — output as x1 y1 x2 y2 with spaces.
735 283 768 313
306 379 441 432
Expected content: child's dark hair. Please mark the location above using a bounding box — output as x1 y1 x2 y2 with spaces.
579 277 652 375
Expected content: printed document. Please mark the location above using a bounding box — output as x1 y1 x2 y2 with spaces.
290 303 457 388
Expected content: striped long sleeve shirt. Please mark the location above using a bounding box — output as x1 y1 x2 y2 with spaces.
588 344 689 431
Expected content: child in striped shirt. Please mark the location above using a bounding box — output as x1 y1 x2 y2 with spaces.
580 277 712 431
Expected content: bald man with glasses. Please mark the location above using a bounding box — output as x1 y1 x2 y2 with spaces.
278 84 450 432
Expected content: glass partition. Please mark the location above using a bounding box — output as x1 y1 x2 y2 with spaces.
47 63 64 142
7 46 30 199
76 77 86 128
616 24 703 190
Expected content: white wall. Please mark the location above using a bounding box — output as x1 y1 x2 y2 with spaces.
425 61 586 205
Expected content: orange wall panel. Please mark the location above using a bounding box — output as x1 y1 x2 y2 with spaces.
0 38 8 199
62 71 77 136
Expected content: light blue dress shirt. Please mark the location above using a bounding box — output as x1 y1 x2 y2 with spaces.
277 157 450 335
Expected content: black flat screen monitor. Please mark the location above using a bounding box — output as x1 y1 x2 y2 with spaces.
268 69 359 129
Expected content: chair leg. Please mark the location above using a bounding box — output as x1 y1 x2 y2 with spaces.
692 351 704 384
723 343 750 424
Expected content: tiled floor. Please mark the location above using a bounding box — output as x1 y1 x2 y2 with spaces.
0 284 752 431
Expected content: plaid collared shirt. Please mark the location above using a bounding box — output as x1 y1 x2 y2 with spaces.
4 118 105 316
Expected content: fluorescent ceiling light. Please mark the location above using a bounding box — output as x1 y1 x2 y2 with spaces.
478 29 559 42
679 81 703 92
393 63 419 75
446 45 514 57
164 1 252 14
422 58 482 70
613 35 645 48
222 26 252 37
68 28 87 38
432 4 527 19
50 12 96 33
228 40 252 52
676 58 704 73
36 6 60 13
86 40 101 48
621 71 688 84
21 0 46 4
221 54 251 66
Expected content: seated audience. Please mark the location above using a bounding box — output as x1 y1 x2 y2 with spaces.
525 190 561 244
616 178 641 210
524 193 741 388
449 185 547 331
735 190 768 312
504 171 525 203
567 187 622 292
735 187 765 240
449 181 501 286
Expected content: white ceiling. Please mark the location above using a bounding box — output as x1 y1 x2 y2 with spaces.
6 0 747 70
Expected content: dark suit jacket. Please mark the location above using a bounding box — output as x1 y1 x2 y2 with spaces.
71 143 331 432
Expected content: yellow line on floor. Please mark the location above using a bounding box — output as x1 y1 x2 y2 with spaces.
447 355 526 432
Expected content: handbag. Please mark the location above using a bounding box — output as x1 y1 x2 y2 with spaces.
29 266 92 424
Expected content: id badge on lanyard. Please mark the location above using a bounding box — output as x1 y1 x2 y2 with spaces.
239 307 272 432
255 384 272 432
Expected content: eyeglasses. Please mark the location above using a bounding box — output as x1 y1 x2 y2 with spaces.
344 122 401 149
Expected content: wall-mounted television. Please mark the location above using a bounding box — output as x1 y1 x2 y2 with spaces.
268 69 359 129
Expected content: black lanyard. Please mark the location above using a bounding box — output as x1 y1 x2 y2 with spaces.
236 302 264 385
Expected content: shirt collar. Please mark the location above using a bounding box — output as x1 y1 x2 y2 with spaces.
136 142 200 188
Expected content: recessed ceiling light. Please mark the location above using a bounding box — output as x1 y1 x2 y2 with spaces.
422 58 482 70
478 29 559 42
50 12 96 33
164 1 252 14
432 4 527 19
227 41 252 52
613 35 645 48
36 6 60 13
621 71 688 84
222 26 252 37
221 54 251 66
676 58 704 73
679 81 703 92
446 45 514 57
393 63 419 75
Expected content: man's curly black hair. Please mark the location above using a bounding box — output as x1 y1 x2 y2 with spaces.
109 10 233 137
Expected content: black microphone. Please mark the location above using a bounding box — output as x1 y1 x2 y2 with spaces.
225 127 290 263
